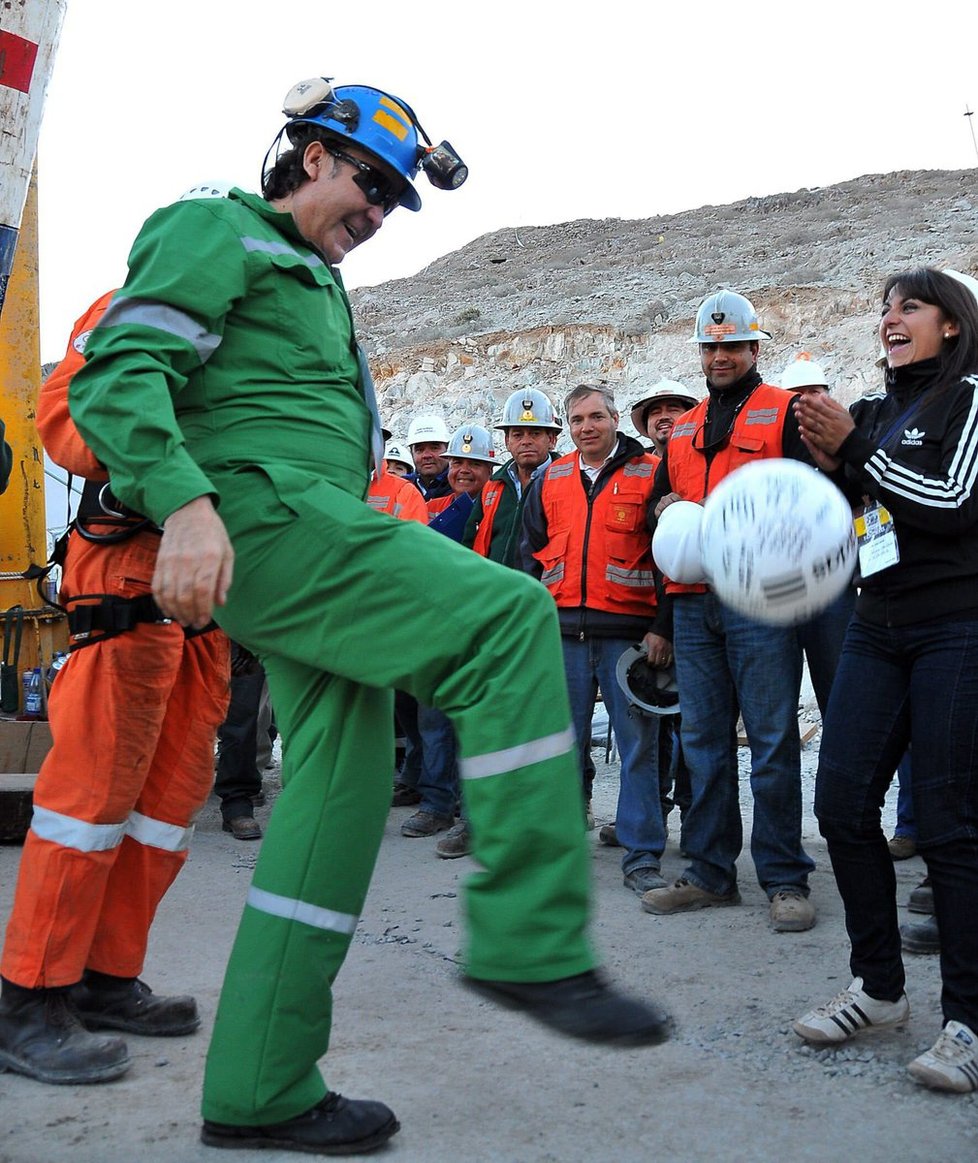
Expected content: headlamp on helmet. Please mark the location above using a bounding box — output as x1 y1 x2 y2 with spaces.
272 77 467 212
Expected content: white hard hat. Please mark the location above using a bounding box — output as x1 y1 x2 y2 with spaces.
384 440 414 471
780 353 829 391
629 381 699 437
615 645 680 717
447 424 497 464
652 500 706 584
406 415 450 446
495 388 562 432
691 290 771 344
944 268 978 306
178 181 233 201
701 460 857 625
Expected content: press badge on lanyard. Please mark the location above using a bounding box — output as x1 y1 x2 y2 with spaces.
854 502 899 577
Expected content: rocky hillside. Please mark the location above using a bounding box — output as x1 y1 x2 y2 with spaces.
351 168 977 445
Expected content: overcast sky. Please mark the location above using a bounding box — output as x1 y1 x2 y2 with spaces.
34 0 977 366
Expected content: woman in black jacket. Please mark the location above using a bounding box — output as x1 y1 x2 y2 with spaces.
790 267 978 1093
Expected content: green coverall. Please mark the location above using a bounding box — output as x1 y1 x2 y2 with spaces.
69 189 596 1125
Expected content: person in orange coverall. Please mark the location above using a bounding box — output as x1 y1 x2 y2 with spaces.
0 288 230 1086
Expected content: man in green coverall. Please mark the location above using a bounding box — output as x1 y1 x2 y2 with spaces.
68 77 671 1155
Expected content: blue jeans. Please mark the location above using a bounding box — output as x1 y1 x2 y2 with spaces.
815 614 978 1027
562 636 665 875
416 703 458 818
795 587 855 718
673 593 813 897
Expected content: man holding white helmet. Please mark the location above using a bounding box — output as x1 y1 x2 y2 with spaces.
643 290 818 933
630 380 699 457
521 384 671 896
407 414 452 499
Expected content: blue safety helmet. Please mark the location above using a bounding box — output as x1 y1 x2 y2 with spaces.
278 77 467 213
284 80 424 210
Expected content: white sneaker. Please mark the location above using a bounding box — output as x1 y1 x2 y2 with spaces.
793 977 910 1044
908 1021 978 1092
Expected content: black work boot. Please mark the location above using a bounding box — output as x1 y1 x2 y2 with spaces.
0 977 130 1084
463 969 672 1046
72 970 200 1036
901 913 941 955
201 1091 400 1153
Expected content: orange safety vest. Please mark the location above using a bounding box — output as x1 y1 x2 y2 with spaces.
366 471 429 524
666 382 794 593
533 452 658 617
471 479 505 558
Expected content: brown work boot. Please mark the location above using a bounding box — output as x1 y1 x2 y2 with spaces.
0 979 130 1084
436 818 471 859
640 877 741 915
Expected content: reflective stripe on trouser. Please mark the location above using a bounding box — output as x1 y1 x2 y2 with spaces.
201 464 594 1126
0 530 230 987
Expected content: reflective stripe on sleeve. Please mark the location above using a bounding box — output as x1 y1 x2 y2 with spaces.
30 805 127 852
99 296 222 363
240 237 327 270
126 811 195 852
460 725 576 781
246 886 360 936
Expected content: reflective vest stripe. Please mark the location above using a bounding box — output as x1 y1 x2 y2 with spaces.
246 886 359 936
605 565 656 587
240 236 327 270
127 811 195 853
99 296 222 364
30 805 127 852
546 462 575 479
460 725 576 781
540 563 565 586
622 462 653 477
366 496 390 510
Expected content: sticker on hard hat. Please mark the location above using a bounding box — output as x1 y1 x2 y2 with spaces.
519 409 536 422
704 322 737 339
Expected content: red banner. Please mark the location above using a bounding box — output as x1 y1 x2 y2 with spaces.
0 29 39 94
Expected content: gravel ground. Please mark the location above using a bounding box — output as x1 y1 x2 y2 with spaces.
1 726 976 1163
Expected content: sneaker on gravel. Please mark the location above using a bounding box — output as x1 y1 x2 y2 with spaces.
908 1021 978 1093
792 977 910 1044
623 867 667 895
640 877 741 915
769 890 816 932
907 876 933 915
598 824 621 847
435 819 471 859
400 810 453 838
887 835 917 860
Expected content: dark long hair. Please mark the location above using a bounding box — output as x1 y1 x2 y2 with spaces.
882 268 978 389
261 123 340 200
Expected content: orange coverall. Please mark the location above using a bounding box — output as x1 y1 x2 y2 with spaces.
0 292 230 988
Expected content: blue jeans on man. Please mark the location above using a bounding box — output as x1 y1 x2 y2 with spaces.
672 592 814 899
562 636 665 877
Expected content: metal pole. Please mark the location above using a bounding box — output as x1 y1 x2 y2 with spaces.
0 0 67 321
966 106 978 167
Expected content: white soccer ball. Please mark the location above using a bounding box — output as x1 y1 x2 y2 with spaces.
652 500 706 584
700 459 856 625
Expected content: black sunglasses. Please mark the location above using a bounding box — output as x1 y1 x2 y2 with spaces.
324 147 403 215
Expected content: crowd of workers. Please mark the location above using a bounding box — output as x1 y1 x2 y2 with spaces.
0 70 977 1157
